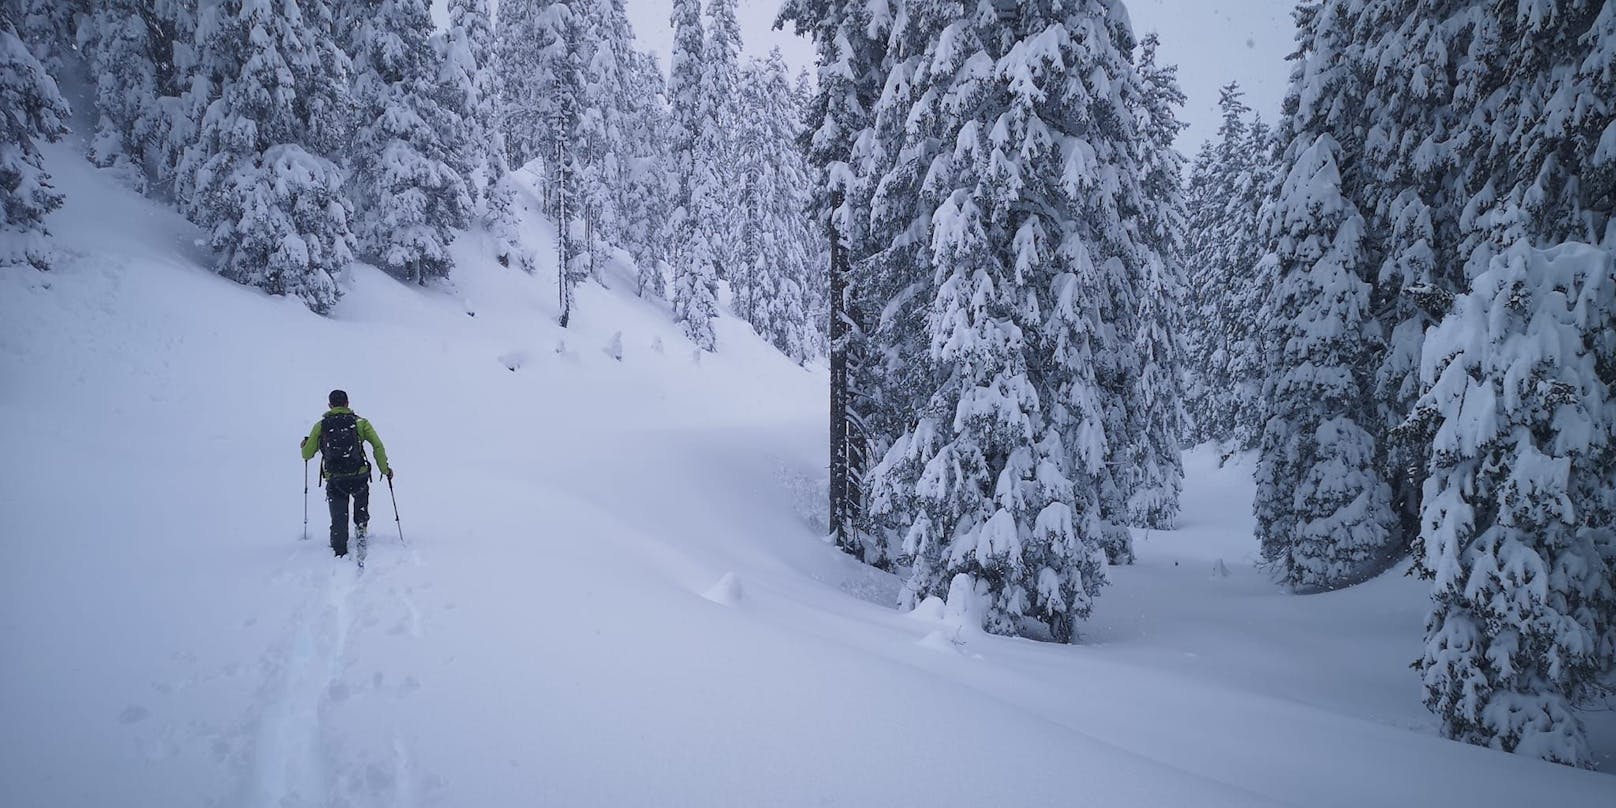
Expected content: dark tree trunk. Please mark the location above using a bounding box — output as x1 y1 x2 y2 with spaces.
828 188 856 555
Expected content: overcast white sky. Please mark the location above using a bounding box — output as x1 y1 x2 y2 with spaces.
448 1 1296 152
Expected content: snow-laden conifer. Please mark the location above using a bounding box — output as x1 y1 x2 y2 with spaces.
0 13 69 270
1126 33 1187 530
734 51 818 363
871 0 1151 639
1412 240 1616 768
440 0 505 217
667 0 718 349
1182 85 1272 452
1253 132 1397 591
777 0 891 560
345 0 470 285
175 0 355 313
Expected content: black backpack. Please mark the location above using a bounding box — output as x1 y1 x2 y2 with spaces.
320 412 367 478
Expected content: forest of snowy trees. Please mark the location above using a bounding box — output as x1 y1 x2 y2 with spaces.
1 0 827 355
782 0 1614 768
4 0 1612 772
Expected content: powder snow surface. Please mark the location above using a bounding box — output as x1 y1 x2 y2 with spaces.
2 146 1613 807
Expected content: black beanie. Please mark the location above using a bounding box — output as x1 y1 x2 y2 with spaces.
329 389 348 408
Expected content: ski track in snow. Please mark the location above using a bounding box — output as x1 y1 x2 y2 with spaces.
243 540 423 808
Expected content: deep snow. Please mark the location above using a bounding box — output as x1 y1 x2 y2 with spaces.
2 143 1614 807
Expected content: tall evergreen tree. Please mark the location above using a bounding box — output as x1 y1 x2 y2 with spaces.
495 0 550 170
778 0 891 561
1182 84 1272 452
0 11 69 271
1250 0 1399 591
175 0 355 314
734 50 818 363
1413 241 1616 768
869 0 1154 640
841 0 933 568
621 49 674 298
574 0 639 273
667 0 717 349
1126 33 1188 530
1356 0 1474 550
1403 0 1616 765
694 0 742 276
75 0 163 189
1253 132 1397 591
440 0 506 218
345 0 470 285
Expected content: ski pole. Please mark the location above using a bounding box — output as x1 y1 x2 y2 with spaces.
302 458 310 541
387 475 406 546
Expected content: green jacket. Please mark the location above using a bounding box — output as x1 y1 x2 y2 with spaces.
301 407 391 479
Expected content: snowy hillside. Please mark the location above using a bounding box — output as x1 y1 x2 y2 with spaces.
3 137 1614 807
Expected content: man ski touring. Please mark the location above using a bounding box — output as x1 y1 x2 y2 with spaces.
300 389 393 559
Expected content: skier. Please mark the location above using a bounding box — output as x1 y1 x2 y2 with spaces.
300 389 393 558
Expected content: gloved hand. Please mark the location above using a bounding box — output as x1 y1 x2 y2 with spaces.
300 436 307 449
385 468 395 480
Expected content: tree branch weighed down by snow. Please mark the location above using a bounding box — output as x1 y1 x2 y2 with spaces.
1412 241 1616 769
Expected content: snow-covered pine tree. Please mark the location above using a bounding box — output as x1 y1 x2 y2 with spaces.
74 0 165 190
778 0 891 561
1223 114 1278 451
669 0 743 349
549 7 586 325
1090 45 1149 566
1404 0 1616 765
870 0 1152 640
440 0 505 218
733 57 767 331
1252 130 1397 591
175 0 355 314
1346 0 1474 553
840 0 947 568
695 0 742 282
573 0 639 273
734 50 817 362
1182 84 1273 452
1126 33 1188 530
10 0 76 70
499 0 591 322
494 0 550 170
344 0 470 286
1179 95 1238 448
621 49 673 298
792 66 832 359
1412 240 1616 768
666 0 717 349
0 11 69 270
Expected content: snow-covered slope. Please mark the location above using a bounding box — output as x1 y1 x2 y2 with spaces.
2 146 1613 807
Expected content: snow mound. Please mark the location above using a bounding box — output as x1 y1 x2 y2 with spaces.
702 572 744 606
915 629 965 655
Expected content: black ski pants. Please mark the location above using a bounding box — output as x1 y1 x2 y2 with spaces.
326 475 370 552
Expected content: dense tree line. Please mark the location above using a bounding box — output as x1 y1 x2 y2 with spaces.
4 0 827 356
1183 0 1615 767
